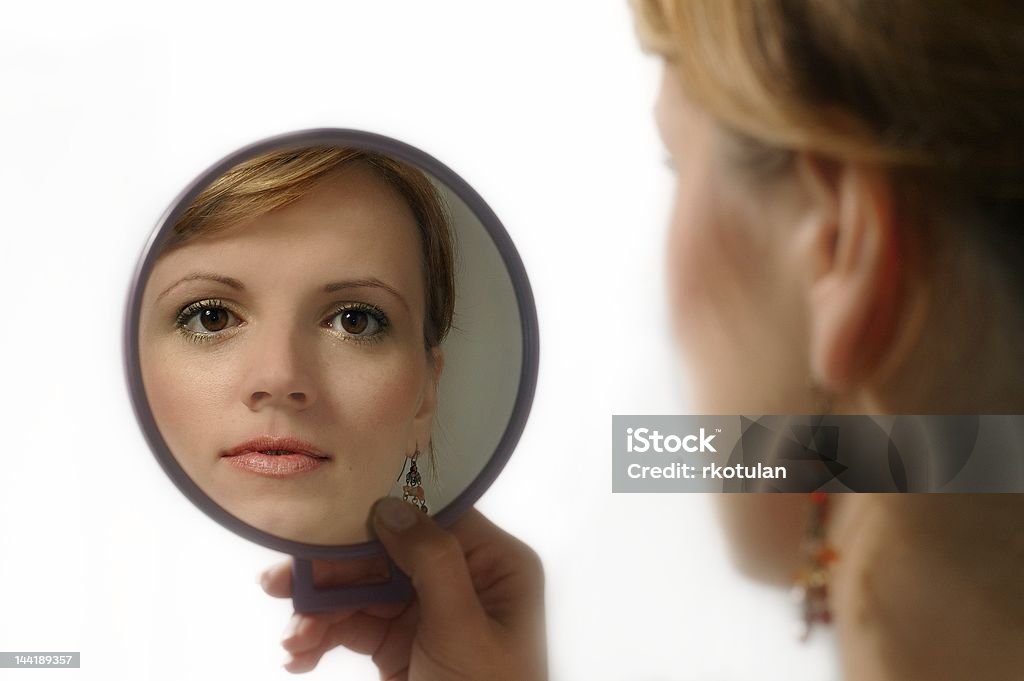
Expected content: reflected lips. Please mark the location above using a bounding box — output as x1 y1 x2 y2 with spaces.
222 435 331 478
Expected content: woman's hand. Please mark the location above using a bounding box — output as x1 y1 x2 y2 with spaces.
258 498 547 680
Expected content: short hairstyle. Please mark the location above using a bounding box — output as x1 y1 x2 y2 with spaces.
163 145 456 350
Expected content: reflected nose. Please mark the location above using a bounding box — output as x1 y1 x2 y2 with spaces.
242 326 317 411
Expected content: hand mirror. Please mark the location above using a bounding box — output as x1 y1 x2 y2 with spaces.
123 129 538 611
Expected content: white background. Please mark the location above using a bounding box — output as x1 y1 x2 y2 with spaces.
0 2 836 679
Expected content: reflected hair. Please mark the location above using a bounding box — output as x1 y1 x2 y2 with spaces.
162 145 456 351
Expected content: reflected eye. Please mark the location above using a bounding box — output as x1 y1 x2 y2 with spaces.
175 299 241 342
326 303 388 341
188 307 234 332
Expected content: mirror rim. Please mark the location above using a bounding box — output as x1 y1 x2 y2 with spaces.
122 128 539 559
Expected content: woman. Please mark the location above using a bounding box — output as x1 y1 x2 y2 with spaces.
260 1 1024 677
139 146 454 545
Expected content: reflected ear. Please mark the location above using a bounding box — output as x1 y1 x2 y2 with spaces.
411 347 444 447
798 155 916 394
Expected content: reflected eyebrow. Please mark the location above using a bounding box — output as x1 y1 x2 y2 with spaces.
156 272 245 302
324 278 409 313
154 272 410 313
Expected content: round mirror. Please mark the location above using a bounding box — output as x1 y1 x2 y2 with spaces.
123 129 537 565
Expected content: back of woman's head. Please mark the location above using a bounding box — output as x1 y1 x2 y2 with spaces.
632 1 1024 416
633 0 1024 308
632 0 1024 638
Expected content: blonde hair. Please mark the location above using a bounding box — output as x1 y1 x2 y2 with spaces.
164 145 456 350
631 0 1024 321
631 1 1024 194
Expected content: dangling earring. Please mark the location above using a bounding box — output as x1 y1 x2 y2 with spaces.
401 447 428 514
793 491 838 642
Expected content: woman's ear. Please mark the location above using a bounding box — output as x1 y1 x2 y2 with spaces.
796 154 918 396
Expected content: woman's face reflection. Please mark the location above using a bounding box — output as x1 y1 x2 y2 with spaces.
139 163 441 545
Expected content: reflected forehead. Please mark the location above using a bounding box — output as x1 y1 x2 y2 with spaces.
246 164 418 241
146 164 425 307
293 163 411 218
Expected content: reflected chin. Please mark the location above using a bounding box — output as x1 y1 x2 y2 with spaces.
229 497 375 545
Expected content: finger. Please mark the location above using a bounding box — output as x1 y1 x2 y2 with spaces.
281 610 355 654
282 599 410 654
371 497 489 637
370 605 421 680
259 559 293 598
323 610 393 656
283 611 394 673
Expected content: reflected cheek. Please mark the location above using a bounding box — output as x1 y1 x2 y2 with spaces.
319 349 425 429
140 345 235 470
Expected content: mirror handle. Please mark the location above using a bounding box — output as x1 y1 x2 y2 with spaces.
290 556 414 612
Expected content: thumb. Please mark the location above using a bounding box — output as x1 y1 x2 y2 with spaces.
371 497 488 635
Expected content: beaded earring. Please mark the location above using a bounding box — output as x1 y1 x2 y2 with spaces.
400 448 428 513
793 491 839 641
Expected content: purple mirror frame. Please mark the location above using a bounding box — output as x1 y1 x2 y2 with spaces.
122 128 539 608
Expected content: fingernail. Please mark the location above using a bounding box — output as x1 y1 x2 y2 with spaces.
375 497 419 531
282 612 303 641
284 653 315 673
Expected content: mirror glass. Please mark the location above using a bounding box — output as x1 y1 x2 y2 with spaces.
127 130 535 548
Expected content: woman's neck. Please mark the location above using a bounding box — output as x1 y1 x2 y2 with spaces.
828 495 1024 681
